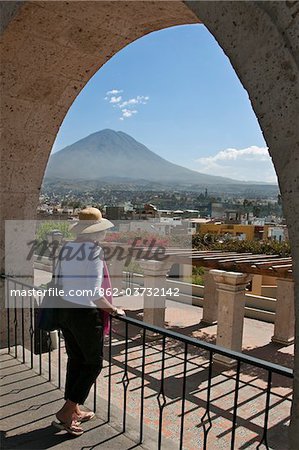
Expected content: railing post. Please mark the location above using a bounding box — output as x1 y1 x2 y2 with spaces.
0 276 6 348
201 268 218 325
139 260 172 330
272 278 295 345
211 270 252 367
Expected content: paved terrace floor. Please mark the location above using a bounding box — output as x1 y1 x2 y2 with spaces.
0 351 160 450
0 270 293 449
102 302 293 449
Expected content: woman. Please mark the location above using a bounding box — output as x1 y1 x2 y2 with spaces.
52 207 125 436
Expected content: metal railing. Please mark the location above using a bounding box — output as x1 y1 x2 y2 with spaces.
1 274 294 449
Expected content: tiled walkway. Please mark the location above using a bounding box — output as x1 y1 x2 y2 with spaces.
10 309 292 449
9 269 291 449
104 315 292 449
1 324 292 449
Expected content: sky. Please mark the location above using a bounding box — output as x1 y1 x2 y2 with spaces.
52 24 277 183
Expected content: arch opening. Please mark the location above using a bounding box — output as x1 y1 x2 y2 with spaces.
1 1 298 446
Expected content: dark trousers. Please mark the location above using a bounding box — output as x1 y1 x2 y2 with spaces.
59 305 104 405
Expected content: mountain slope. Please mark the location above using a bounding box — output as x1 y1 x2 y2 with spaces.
45 129 249 185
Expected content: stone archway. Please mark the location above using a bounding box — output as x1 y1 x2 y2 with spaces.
1 1 298 447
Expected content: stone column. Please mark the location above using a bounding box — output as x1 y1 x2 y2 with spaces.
251 274 262 296
178 263 192 282
211 270 252 367
139 260 172 329
109 257 125 294
272 278 295 345
201 268 218 325
1 220 36 350
103 243 130 296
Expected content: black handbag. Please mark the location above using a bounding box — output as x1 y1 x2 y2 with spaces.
36 251 64 332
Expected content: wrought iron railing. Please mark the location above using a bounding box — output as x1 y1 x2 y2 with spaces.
1 274 294 449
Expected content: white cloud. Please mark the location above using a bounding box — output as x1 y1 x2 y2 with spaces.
136 95 149 104
195 146 277 182
119 98 138 108
120 108 138 120
199 146 270 163
119 96 149 109
105 90 149 120
109 96 122 104
106 89 123 95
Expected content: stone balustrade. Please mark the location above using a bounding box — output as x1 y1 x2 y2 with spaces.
32 245 295 364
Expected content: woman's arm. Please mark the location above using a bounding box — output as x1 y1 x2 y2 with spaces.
87 245 125 315
94 296 116 314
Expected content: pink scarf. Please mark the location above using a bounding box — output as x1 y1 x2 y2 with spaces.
101 260 113 335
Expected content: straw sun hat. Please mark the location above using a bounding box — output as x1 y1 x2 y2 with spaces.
71 207 114 235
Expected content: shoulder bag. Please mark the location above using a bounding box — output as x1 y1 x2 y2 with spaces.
36 249 64 331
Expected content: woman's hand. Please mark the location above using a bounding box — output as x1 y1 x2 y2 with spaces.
112 307 126 317
95 297 126 317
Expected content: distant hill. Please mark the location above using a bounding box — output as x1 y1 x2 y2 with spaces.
45 129 255 186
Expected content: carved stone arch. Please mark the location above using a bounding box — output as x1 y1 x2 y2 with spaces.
1 1 298 446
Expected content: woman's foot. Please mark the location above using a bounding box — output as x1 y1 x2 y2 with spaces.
54 401 84 435
55 403 83 432
74 408 95 423
56 411 78 423
52 418 84 437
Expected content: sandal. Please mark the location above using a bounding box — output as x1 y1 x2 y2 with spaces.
51 420 84 437
76 412 95 423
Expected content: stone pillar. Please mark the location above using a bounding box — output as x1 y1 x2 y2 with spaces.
139 260 172 329
211 270 252 367
109 257 125 294
272 278 295 345
103 243 130 296
251 274 262 296
178 263 192 282
1 220 36 350
201 268 218 325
